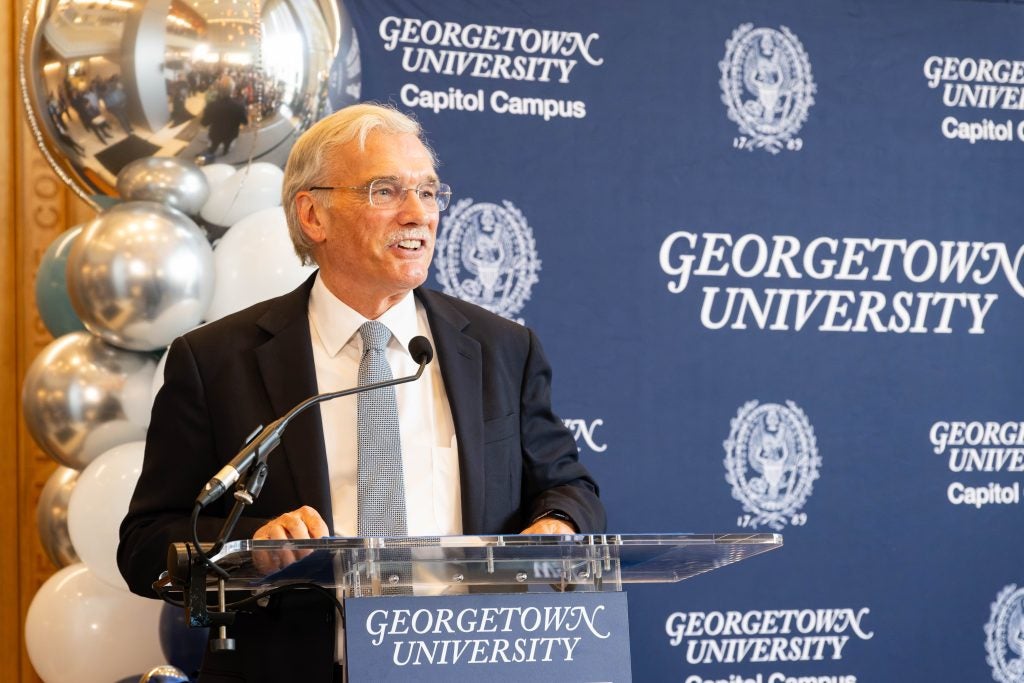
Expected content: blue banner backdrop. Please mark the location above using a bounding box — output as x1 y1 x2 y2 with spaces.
339 1 1024 680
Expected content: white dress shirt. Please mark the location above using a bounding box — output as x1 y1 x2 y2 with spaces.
307 274 462 537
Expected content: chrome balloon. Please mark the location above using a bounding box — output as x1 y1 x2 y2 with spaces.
116 157 210 216
22 332 156 470
138 665 189 683
36 465 80 568
66 201 215 351
20 0 358 208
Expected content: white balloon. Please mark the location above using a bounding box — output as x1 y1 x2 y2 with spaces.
199 163 235 191
67 441 145 591
122 351 157 429
205 206 315 321
26 563 165 683
152 347 169 404
200 163 284 227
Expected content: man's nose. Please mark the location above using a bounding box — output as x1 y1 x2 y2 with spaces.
396 189 431 220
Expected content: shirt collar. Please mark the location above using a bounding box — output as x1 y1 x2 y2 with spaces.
308 273 419 357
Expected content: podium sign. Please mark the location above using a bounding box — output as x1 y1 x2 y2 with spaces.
344 592 632 682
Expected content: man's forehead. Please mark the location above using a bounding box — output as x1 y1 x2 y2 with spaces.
327 131 436 179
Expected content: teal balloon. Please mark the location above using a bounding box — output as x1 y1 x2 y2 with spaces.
35 227 86 337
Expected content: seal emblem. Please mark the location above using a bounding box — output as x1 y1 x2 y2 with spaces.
720 24 816 153
986 584 1024 683
434 199 541 322
723 400 821 530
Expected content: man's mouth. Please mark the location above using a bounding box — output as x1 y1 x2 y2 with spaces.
396 238 424 251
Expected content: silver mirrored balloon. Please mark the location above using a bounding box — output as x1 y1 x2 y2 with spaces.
117 157 210 215
36 465 81 568
22 331 156 470
20 0 359 208
67 201 215 351
138 665 189 683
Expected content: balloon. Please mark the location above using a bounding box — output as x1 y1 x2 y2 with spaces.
160 603 209 676
25 564 165 683
138 665 190 683
152 347 169 404
22 332 156 469
200 163 285 228
36 466 80 568
35 226 86 338
67 202 215 351
117 157 210 216
199 163 236 191
205 206 315 321
19 0 356 208
67 441 145 590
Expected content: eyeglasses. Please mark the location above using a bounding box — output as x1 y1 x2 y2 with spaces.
309 178 452 212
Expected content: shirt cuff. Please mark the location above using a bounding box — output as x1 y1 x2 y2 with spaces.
530 510 579 532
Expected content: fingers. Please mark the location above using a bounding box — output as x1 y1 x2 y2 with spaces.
297 505 330 538
251 550 277 575
253 506 329 541
252 506 329 573
520 518 576 535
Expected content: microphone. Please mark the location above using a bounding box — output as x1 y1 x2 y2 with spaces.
408 335 433 365
195 335 435 508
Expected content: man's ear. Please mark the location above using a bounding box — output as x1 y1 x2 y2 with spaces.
295 192 327 245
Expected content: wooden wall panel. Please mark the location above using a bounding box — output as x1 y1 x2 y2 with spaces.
1 2 22 679
4 2 95 681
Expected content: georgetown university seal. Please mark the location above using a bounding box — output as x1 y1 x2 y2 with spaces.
434 199 541 322
720 24 816 153
723 400 820 530
986 584 1024 683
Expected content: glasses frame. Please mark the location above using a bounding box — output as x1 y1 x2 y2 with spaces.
308 178 452 212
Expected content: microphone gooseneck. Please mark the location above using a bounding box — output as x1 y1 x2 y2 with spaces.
194 333 435 508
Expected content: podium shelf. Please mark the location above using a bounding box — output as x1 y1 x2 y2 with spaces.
183 532 782 595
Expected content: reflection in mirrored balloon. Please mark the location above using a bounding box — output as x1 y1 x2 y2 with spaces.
37 465 80 568
66 201 215 351
22 331 156 470
35 225 87 338
116 157 210 216
21 0 359 207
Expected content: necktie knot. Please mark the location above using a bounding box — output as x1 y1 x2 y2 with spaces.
359 320 392 354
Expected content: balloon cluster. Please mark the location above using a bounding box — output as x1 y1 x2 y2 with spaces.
25 157 314 683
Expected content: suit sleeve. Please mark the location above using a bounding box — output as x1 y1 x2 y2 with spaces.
117 336 269 598
518 328 607 533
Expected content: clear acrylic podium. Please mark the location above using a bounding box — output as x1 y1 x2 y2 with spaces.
175 532 782 596
169 533 781 681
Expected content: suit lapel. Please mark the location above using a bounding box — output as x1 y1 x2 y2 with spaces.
253 275 334 532
416 290 486 534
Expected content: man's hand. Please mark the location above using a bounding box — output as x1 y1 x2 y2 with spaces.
252 506 329 573
520 517 576 535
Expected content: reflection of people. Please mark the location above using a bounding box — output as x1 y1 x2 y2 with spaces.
118 103 604 681
70 89 111 144
47 94 84 155
169 75 192 126
200 84 248 156
100 76 133 135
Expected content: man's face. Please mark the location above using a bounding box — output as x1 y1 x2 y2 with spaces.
310 130 439 309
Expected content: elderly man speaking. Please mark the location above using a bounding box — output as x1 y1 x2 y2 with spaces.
118 102 605 681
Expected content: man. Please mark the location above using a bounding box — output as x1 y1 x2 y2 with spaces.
118 103 604 681
201 82 248 157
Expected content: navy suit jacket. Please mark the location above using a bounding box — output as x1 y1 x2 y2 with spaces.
118 274 604 681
